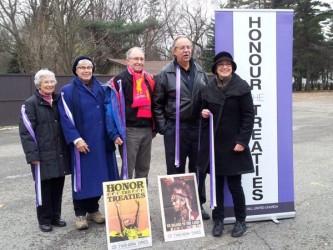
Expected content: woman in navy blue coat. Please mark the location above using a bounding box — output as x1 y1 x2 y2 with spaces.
58 56 119 230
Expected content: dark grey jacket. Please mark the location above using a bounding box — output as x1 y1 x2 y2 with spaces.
153 59 208 134
19 90 71 181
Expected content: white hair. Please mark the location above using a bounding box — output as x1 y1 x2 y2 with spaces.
126 47 144 59
34 69 57 88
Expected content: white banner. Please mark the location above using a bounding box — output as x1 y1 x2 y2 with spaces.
215 9 295 221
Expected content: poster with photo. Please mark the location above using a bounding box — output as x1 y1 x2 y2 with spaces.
103 178 152 250
158 173 205 242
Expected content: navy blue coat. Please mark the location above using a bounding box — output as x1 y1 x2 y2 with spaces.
58 76 119 199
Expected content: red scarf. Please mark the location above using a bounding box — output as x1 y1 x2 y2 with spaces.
127 66 155 118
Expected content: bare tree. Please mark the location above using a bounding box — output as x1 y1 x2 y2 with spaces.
0 0 93 73
51 0 93 73
0 0 212 73
156 0 211 62
0 0 44 72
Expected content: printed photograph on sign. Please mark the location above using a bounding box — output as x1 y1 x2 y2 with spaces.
103 178 152 250
158 173 205 242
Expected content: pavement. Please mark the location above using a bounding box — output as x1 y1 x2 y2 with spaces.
0 92 332 250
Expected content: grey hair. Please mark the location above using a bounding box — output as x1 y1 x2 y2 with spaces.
171 35 193 51
126 47 144 59
34 69 57 88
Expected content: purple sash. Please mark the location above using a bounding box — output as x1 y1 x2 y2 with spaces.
196 120 201 191
61 92 81 192
209 113 216 209
21 105 42 206
175 66 181 167
118 80 128 179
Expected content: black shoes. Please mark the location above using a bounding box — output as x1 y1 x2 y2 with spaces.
231 220 247 237
212 220 224 237
201 207 211 220
39 224 52 232
51 219 67 227
39 219 66 232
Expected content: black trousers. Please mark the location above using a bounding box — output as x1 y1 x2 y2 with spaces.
212 175 246 222
163 121 207 205
73 196 101 216
37 176 65 225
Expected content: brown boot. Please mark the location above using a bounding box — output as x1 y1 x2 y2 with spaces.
87 211 105 224
75 216 88 230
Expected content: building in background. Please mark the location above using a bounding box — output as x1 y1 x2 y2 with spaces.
101 59 170 76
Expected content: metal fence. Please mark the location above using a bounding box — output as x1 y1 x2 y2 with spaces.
0 74 111 127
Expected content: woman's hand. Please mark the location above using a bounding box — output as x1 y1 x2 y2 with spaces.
31 160 40 165
75 139 90 154
234 144 245 152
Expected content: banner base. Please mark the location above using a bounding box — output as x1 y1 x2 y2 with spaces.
224 211 296 224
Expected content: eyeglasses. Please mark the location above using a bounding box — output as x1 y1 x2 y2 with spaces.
76 66 93 70
129 57 145 62
175 45 192 51
217 63 232 68
41 80 56 84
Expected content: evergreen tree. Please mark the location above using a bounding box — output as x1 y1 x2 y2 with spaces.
293 0 331 91
201 19 215 74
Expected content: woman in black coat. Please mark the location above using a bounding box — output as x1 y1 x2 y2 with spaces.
19 69 71 232
197 52 254 238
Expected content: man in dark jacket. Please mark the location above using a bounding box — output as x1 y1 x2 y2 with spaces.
153 35 210 220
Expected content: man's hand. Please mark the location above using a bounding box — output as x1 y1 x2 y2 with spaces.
201 109 211 119
115 137 123 145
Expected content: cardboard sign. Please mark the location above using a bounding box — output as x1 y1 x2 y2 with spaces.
103 178 152 249
158 173 205 242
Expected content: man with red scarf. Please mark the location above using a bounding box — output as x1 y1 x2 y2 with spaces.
105 47 155 180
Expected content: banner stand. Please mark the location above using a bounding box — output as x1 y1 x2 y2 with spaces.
215 9 296 223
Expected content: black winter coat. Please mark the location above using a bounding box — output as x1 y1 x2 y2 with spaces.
19 90 71 181
153 59 208 134
196 74 255 176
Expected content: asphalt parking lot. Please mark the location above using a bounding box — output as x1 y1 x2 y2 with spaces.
0 92 332 249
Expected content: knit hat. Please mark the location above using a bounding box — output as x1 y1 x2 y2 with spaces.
211 51 237 74
72 56 95 76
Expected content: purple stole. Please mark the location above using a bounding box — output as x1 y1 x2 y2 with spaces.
175 66 181 167
60 92 81 192
209 113 216 208
21 105 42 206
118 80 128 179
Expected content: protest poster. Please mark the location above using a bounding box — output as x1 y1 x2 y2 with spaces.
103 178 152 250
157 173 205 242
